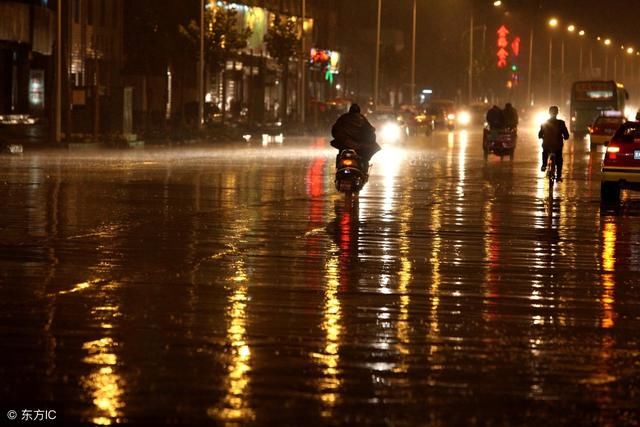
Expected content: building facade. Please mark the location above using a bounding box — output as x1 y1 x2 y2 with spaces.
0 0 54 118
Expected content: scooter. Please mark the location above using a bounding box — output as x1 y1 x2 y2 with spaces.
335 149 368 196
483 126 517 159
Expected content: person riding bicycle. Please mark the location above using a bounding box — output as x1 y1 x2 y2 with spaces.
539 106 570 182
331 104 380 174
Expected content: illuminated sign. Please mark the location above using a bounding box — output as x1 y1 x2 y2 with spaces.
29 70 45 109
496 25 509 68
310 48 340 74
511 37 521 57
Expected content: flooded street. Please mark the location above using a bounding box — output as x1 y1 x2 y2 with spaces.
1 129 640 425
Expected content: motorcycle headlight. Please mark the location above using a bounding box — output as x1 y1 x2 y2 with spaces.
381 122 402 143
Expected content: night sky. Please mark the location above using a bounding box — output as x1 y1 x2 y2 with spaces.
335 0 640 99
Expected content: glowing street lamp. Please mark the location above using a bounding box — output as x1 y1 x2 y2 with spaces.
493 0 502 6
547 18 559 103
567 24 575 33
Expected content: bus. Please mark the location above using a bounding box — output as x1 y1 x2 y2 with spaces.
570 81 629 134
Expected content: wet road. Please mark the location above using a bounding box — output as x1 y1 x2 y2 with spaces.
1 129 640 426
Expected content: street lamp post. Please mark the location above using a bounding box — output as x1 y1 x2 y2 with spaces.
604 38 611 79
411 0 416 105
547 18 558 105
468 12 474 104
578 30 585 79
374 0 381 110
301 0 306 125
198 0 204 130
55 0 62 142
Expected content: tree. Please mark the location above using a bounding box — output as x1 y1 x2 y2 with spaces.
264 15 300 124
180 5 251 124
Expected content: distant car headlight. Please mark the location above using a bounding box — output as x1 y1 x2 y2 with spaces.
447 113 456 121
381 122 402 143
457 111 471 126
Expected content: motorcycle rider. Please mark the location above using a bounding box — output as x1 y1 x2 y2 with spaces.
331 104 381 174
503 103 519 130
486 105 505 130
539 106 570 182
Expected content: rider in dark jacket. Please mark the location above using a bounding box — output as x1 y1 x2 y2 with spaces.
486 105 505 129
539 106 570 181
503 103 519 129
331 104 380 172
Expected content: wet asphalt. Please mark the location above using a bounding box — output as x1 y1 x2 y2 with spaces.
1 128 639 426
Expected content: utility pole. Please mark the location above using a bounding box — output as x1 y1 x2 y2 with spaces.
301 0 306 125
374 0 381 110
198 0 204 130
527 27 534 106
468 13 473 104
411 0 416 105
55 0 62 142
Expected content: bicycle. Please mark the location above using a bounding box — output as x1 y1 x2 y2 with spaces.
546 153 556 200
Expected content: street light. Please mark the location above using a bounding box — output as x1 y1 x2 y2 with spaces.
493 1 502 6
411 0 417 105
603 38 612 78
567 24 575 33
547 18 558 104
374 0 381 110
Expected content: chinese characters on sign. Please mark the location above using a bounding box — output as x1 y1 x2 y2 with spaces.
496 25 509 68
496 26 521 88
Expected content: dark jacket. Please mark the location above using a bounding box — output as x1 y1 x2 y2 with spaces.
539 118 570 151
331 112 380 161
503 106 519 128
486 107 505 129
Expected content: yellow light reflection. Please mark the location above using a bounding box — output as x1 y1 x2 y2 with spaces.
601 222 617 329
457 131 468 195
208 259 254 422
313 243 343 417
81 336 124 425
395 196 413 374
428 196 442 340
378 147 404 215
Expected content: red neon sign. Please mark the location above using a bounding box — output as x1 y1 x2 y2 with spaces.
496 25 509 68
511 37 521 57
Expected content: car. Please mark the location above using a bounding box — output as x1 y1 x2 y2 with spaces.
601 121 640 204
455 103 489 128
425 99 456 130
367 110 408 144
589 113 625 146
397 106 435 136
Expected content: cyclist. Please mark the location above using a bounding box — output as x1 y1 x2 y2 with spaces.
539 106 570 182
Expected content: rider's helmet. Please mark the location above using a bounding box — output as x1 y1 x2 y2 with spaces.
349 104 361 114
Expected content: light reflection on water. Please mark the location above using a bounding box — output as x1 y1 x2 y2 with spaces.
82 335 124 426
208 258 254 423
315 243 343 417
601 222 617 329
3 134 640 425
